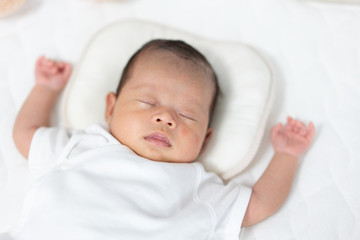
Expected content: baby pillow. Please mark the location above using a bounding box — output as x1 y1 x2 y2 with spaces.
60 20 274 180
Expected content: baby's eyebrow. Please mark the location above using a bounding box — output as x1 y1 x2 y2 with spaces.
129 83 150 91
181 102 208 117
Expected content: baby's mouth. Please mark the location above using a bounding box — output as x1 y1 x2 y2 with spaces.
144 132 171 148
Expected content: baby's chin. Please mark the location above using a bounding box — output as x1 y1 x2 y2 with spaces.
118 138 199 163
133 148 197 164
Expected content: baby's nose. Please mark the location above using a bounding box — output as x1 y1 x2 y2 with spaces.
153 111 176 128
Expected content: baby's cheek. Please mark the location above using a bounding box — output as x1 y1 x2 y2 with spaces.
180 128 202 148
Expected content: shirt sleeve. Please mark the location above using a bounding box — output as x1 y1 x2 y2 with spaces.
196 167 252 239
28 127 73 179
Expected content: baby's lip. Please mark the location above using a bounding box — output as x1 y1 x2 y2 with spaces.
144 132 171 148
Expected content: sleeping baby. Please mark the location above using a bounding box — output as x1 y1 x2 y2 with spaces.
11 39 315 239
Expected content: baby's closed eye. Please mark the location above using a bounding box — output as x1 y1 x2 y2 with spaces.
179 113 197 122
137 99 156 107
136 98 199 122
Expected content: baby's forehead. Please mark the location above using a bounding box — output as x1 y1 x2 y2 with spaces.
136 49 191 67
134 50 216 100
134 51 209 84
134 49 213 85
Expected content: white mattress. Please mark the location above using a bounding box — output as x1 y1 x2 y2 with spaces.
0 0 359 239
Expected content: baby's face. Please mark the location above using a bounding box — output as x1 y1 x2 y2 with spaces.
105 51 214 163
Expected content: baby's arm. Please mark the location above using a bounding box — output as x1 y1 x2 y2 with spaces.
242 117 315 227
13 56 72 159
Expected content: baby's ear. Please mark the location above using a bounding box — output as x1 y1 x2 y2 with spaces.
200 127 213 154
105 92 117 124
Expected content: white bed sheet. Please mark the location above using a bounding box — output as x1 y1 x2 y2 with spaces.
0 0 359 239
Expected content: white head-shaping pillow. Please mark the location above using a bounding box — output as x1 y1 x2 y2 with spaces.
61 20 274 180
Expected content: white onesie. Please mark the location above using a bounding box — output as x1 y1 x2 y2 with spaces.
10 123 251 240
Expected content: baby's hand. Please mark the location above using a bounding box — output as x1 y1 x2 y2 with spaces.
35 56 72 92
271 116 315 158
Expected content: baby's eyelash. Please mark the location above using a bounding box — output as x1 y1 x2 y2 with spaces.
137 99 156 106
180 113 197 122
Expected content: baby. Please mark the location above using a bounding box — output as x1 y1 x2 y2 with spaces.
12 40 315 239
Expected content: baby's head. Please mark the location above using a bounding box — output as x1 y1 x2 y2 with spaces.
105 39 219 163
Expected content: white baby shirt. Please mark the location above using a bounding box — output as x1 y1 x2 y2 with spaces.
11 123 252 240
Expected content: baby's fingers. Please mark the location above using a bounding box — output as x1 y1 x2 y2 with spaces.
305 122 315 142
36 56 55 73
286 117 307 135
271 123 282 139
284 116 294 132
61 63 72 80
35 56 45 70
295 120 307 136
